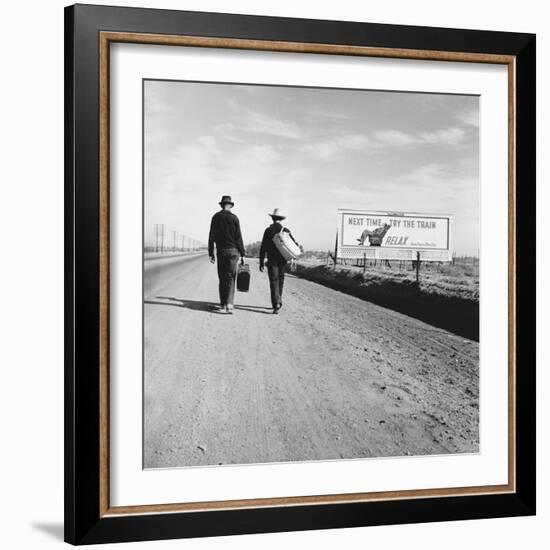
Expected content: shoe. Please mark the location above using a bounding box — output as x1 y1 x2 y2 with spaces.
272 307 279 314
278 301 282 310
226 305 234 314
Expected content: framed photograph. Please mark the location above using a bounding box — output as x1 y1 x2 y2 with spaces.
64 4 536 545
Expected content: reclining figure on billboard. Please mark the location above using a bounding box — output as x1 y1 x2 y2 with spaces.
357 223 391 246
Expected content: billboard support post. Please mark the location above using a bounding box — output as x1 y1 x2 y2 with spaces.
333 230 338 268
416 251 421 283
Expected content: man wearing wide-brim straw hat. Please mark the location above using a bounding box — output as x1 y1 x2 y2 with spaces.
208 195 245 313
259 208 300 314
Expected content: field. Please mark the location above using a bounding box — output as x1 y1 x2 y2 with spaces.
293 259 479 340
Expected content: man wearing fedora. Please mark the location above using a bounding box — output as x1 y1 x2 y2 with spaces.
259 208 299 314
208 195 245 314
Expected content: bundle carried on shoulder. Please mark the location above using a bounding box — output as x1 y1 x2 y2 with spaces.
273 228 301 261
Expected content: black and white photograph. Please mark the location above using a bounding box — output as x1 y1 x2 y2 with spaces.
143 79 480 469
1 0 544 545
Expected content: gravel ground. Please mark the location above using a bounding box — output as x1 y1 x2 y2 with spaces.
143 254 479 468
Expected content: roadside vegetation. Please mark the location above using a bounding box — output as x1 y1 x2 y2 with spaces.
292 259 479 340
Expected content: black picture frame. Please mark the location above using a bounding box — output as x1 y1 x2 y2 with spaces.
65 3 536 545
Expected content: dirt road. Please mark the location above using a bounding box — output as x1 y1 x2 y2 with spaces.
144 254 479 468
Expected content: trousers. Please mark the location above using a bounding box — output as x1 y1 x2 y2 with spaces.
267 262 286 309
216 248 240 306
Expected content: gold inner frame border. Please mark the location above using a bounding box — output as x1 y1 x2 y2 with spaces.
98 31 516 518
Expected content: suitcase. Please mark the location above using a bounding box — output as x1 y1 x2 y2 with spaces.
272 228 301 261
236 263 251 292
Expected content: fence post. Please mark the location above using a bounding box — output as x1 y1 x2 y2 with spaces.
333 231 338 269
363 253 366 273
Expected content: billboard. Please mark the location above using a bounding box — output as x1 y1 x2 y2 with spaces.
337 209 452 262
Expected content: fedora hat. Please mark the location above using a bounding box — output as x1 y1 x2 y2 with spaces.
219 195 234 207
268 208 286 220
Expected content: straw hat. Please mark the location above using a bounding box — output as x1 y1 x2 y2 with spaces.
268 208 286 220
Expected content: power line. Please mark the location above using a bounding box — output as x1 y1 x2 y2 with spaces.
152 224 206 254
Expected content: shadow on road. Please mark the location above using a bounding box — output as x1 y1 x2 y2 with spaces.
234 304 273 314
145 297 219 312
145 297 272 314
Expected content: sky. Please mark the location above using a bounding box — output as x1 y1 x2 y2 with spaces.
144 80 479 255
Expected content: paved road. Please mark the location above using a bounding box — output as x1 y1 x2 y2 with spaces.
143 254 479 468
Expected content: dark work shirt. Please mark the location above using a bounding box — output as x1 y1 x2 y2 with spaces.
208 209 245 257
259 223 298 265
